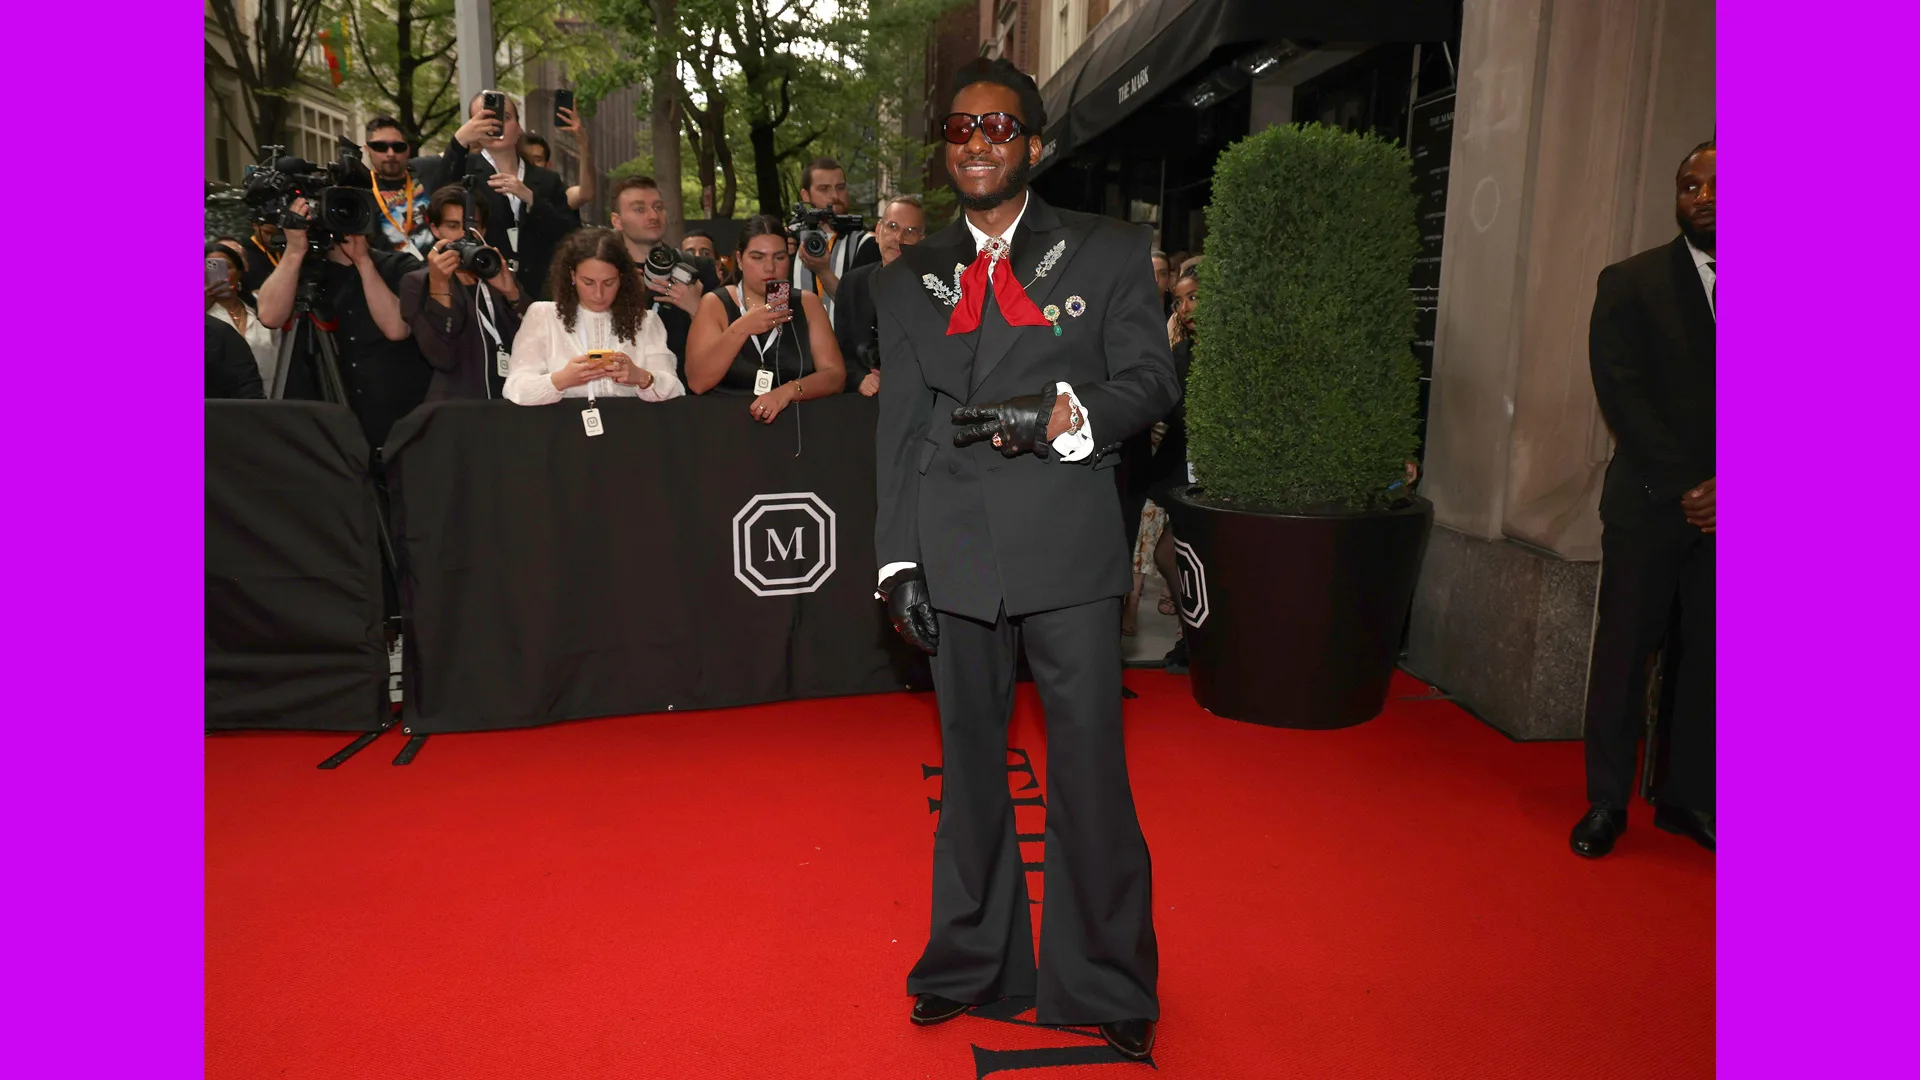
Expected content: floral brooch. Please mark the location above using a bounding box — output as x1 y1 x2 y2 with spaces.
921 263 966 307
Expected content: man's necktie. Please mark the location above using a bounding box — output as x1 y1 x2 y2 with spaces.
947 238 1052 336
1707 260 1715 309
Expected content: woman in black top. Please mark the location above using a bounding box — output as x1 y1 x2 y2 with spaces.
685 214 846 423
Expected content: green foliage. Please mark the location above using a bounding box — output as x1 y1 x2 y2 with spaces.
1185 123 1421 511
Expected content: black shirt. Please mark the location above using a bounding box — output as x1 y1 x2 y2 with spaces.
651 256 723 389
206 316 264 399
281 248 432 449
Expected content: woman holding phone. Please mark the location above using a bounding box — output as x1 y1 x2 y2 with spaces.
685 214 845 423
503 227 684 405
204 241 277 388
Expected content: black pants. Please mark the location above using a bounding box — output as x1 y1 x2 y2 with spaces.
1583 523 1715 810
907 597 1160 1025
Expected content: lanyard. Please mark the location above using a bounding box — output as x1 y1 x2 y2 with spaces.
474 282 503 349
250 234 280 267
732 286 778 365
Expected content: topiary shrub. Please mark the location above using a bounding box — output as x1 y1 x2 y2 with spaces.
1185 122 1421 512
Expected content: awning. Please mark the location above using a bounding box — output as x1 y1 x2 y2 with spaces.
1035 0 1454 174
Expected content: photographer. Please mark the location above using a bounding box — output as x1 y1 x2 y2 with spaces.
436 90 580 301
833 194 925 397
790 157 879 324
685 214 845 423
608 175 720 387
399 185 527 401
256 196 431 450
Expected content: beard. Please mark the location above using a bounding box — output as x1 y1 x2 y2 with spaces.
374 161 409 184
1675 207 1713 250
954 151 1034 212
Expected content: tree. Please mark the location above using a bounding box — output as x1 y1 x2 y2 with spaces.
337 0 615 149
206 0 333 158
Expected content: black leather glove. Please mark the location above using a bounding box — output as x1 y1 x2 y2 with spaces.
880 567 938 655
951 385 1059 458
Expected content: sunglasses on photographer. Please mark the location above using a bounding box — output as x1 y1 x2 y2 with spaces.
367 140 411 154
942 112 1029 145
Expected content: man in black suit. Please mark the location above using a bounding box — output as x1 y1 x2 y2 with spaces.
872 58 1180 1061
836 194 927 395
1572 140 1716 858
436 91 579 300
609 175 721 387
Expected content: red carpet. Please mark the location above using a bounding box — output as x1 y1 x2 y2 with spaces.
206 671 1713 1079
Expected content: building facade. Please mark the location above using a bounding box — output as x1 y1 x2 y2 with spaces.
205 0 363 187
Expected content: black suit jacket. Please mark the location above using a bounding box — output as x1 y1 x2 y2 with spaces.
1589 236 1715 532
439 139 580 301
834 260 882 385
872 192 1181 622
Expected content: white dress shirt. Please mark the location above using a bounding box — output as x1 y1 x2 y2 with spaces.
479 150 528 220
503 302 685 405
1685 237 1715 320
878 192 1096 589
207 300 279 389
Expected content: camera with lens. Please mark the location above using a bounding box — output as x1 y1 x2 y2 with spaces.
241 141 383 253
445 236 503 279
642 243 713 293
786 204 866 260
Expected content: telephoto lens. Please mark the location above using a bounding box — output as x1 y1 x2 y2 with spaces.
644 243 681 290
449 237 502 278
799 228 829 259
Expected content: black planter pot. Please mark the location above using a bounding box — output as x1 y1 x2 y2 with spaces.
1163 487 1433 729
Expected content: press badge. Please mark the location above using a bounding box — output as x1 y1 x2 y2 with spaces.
581 405 604 437
753 368 775 396
496 349 511 378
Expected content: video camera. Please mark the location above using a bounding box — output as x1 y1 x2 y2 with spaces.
787 204 866 260
242 140 383 253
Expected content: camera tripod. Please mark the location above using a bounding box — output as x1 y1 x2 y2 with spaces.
267 269 408 735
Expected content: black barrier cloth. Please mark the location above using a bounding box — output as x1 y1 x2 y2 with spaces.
206 401 390 731
384 395 927 733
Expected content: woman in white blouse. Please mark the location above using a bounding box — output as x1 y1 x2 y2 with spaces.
205 241 278 388
504 227 684 405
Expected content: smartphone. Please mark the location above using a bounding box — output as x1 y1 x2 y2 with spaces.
764 280 791 312
586 350 615 365
553 89 575 128
482 91 507 137
205 258 229 288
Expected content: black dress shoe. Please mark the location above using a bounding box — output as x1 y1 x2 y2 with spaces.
1570 804 1627 858
1654 804 1715 852
910 993 971 1026
1100 1018 1155 1061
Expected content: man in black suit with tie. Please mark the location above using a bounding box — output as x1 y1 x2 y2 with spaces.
436 91 580 300
871 58 1180 1061
1572 141 1716 858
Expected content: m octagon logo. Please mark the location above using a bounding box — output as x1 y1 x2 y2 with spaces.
733 492 838 596
1172 537 1209 627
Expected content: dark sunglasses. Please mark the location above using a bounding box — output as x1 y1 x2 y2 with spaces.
367 140 411 154
942 111 1027 145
